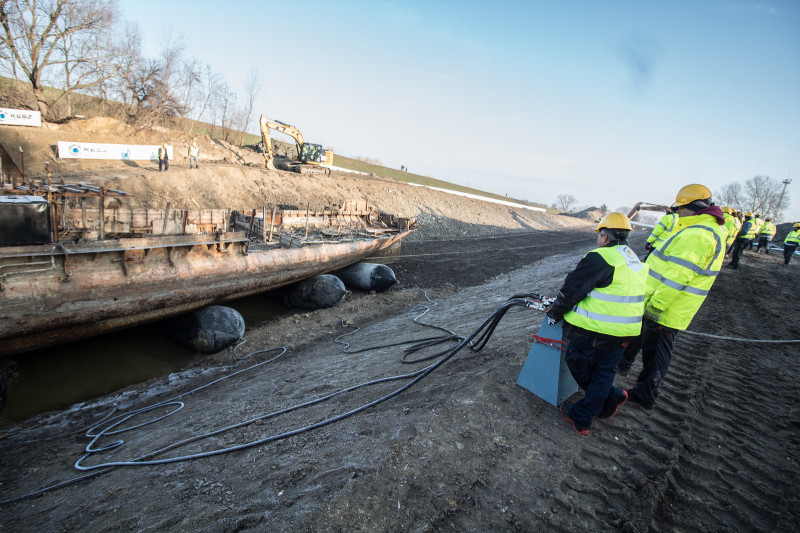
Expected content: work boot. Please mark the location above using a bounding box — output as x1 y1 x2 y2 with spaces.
598 389 628 419
725 263 738 270
559 403 589 435
627 392 654 411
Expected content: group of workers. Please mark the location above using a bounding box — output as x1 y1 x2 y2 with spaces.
723 208 800 268
545 183 798 436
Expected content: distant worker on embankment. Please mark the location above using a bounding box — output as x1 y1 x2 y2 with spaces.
188 139 200 169
616 184 727 410
545 212 648 435
158 143 169 172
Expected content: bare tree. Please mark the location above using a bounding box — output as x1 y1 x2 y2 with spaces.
117 30 187 129
177 56 201 128
0 0 119 120
553 194 578 213
716 176 790 220
238 69 261 146
715 182 745 211
213 81 237 142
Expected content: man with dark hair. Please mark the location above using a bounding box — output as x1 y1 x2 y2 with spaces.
546 212 649 435
617 184 727 409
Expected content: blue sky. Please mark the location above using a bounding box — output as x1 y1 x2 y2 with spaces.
121 0 800 220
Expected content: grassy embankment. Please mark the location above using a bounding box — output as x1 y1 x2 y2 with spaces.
1 75 549 211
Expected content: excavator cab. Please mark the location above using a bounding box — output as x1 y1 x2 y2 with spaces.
299 143 324 165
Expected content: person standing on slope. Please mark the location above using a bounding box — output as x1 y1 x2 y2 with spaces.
616 184 727 409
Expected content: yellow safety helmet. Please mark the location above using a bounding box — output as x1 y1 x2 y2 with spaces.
721 206 732 214
745 212 753 217
794 222 800 229
595 212 633 232
755 213 761 218
672 184 712 208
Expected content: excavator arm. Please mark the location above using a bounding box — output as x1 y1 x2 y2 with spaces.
627 202 669 220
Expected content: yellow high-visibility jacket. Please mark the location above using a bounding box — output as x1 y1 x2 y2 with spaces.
564 245 649 337
723 213 737 247
739 219 757 240
758 221 776 238
647 213 679 249
785 230 800 246
644 214 727 330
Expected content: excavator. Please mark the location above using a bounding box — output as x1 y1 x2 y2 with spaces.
259 115 333 175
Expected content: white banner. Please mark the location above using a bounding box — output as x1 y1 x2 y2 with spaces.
0 108 42 127
57 141 173 161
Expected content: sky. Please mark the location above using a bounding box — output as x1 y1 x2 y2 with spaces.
119 0 800 220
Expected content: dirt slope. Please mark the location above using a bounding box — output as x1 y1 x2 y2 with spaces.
1 119 798 531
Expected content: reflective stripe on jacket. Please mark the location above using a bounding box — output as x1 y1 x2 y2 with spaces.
723 214 737 247
647 213 679 248
739 219 757 240
786 230 800 246
644 214 726 330
759 221 776 237
564 245 648 337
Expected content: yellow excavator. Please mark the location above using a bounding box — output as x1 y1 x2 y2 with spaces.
259 115 333 174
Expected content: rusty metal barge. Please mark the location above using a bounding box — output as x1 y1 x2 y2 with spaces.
0 186 416 355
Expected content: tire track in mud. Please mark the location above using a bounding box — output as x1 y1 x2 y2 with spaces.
439 259 799 531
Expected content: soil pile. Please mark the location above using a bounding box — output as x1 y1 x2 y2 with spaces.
0 119 798 531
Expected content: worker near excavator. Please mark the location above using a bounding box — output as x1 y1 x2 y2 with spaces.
784 223 800 265
545 212 648 435
755 216 776 254
722 207 738 255
188 139 200 169
645 206 679 256
726 212 757 270
616 184 726 409
158 143 169 172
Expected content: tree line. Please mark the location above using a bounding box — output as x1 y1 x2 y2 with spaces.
0 0 260 143
553 176 791 223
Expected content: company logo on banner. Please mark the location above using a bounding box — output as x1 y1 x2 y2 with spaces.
0 108 42 127
57 141 172 161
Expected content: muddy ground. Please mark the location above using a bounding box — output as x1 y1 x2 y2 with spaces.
1 119 799 531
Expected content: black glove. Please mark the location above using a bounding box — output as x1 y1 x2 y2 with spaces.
645 242 654 251
546 312 561 326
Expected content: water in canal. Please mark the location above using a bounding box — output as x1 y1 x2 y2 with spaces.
1 293 287 427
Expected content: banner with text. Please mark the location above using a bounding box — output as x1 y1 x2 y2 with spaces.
57 141 173 161
0 108 42 127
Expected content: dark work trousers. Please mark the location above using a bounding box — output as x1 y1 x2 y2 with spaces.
785 244 798 265
159 157 169 171
755 237 771 254
624 318 677 407
563 329 627 428
729 237 751 268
